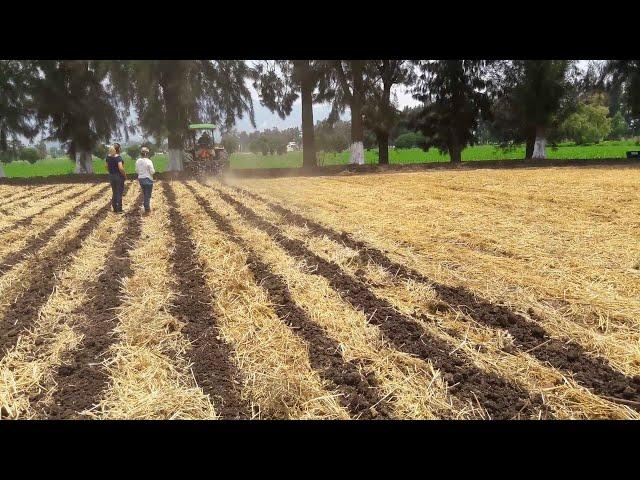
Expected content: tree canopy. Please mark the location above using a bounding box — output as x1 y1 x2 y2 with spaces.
411 60 491 163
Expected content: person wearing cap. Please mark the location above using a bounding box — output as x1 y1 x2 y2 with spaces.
135 146 155 214
105 145 126 213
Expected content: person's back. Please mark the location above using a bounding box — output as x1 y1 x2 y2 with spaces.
135 147 155 214
105 147 126 213
135 156 155 180
107 154 125 175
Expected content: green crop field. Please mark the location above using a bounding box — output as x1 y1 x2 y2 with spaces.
2 154 169 178
229 140 640 169
1 141 638 177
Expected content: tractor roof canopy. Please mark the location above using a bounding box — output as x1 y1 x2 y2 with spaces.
189 123 216 130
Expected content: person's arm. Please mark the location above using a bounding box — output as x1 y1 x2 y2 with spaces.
148 159 155 175
117 160 126 178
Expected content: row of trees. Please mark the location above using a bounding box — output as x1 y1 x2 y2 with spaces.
0 60 254 176
2 60 640 176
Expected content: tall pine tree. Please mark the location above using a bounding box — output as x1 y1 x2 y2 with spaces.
489 60 577 159
362 60 414 165
118 60 255 171
0 60 38 177
252 60 333 168
411 60 491 163
32 60 126 173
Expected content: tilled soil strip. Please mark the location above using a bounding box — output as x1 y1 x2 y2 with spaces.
214 187 546 419
0 187 114 358
0 185 94 238
232 186 640 410
0 185 106 275
0 186 47 205
44 190 142 419
185 183 391 419
0 185 62 214
0 189 42 212
163 183 250 419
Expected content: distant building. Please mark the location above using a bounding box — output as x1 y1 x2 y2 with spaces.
286 141 299 152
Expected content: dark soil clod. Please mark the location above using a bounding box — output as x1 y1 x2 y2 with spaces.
232 185 640 411
213 184 548 419
43 189 142 419
185 183 391 419
163 183 250 419
0 186 111 358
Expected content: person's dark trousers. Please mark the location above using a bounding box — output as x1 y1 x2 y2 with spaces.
138 178 153 212
109 173 125 212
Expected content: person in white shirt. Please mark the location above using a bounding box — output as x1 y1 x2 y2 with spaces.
135 147 155 214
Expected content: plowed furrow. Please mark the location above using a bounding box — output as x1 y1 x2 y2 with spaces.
214 187 548 419
44 190 142 419
1 191 137 419
163 183 250 419
0 185 62 215
0 185 104 274
0 189 115 357
185 184 390 419
230 185 640 410
0 184 91 237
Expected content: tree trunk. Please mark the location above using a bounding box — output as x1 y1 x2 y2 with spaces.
450 144 462 163
74 150 93 174
378 133 389 165
532 126 547 159
525 127 536 159
168 148 183 172
299 61 317 168
162 63 184 172
349 61 365 165
0 163 5 178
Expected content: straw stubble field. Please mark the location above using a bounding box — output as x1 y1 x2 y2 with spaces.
1 166 639 419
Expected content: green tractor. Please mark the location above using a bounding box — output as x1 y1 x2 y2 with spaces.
183 123 229 176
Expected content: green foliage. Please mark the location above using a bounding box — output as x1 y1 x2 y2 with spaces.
362 60 416 157
19 147 41 163
116 61 255 153
609 111 631 140
560 96 612 144
126 144 140 159
315 120 350 153
36 141 48 159
248 137 264 155
32 61 124 157
412 60 491 161
252 60 334 166
394 132 426 149
605 60 640 120
489 60 577 154
221 135 240 154
93 143 107 159
0 61 38 152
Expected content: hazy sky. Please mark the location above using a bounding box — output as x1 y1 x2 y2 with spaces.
233 82 420 133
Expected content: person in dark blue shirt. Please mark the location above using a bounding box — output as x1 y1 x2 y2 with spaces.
105 145 127 213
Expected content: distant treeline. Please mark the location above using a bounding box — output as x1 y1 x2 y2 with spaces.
1 60 640 176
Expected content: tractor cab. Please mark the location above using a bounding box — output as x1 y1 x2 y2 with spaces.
183 123 229 176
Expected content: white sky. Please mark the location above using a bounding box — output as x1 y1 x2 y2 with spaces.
234 75 420 133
